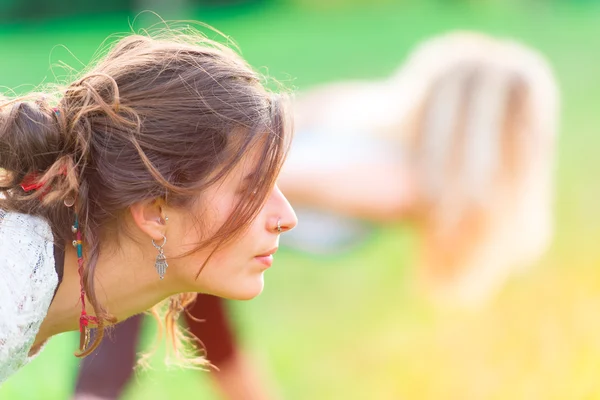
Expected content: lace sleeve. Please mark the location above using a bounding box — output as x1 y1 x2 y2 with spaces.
0 210 58 384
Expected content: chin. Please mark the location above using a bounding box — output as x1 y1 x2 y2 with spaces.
209 275 265 301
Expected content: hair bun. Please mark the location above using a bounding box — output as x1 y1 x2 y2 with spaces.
0 96 64 175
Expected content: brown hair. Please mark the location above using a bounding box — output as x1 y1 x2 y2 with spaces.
0 28 291 362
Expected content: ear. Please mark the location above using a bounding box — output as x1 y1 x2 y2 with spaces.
129 198 168 241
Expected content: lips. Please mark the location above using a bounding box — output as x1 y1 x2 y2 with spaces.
255 247 278 267
256 247 278 258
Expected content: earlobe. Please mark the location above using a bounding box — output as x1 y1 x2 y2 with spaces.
129 199 167 241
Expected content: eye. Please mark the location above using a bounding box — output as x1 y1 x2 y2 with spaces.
248 185 262 198
237 180 260 197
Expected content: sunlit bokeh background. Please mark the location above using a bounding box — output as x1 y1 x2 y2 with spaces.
2 0 600 399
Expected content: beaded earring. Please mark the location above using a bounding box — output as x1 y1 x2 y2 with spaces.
71 214 98 350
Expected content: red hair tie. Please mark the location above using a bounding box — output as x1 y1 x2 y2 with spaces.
20 172 45 192
20 166 69 197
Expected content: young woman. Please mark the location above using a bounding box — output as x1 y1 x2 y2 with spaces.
0 28 297 384
280 31 559 306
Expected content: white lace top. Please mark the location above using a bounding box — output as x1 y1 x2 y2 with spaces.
0 209 58 384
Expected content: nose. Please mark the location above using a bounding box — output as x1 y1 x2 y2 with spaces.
270 185 297 233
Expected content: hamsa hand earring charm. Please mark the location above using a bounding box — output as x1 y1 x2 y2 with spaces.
152 235 168 279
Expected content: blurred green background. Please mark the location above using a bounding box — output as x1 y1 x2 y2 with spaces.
2 1 600 399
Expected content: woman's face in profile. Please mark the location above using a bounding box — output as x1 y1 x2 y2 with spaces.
164 148 298 300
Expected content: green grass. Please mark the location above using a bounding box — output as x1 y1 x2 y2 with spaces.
2 1 600 399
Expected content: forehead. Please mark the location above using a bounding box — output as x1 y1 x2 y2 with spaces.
203 137 266 193
225 140 264 181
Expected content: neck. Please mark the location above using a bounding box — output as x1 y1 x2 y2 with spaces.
33 238 178 348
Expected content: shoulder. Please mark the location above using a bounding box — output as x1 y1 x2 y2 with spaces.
0 210 56 283
0 210 58 384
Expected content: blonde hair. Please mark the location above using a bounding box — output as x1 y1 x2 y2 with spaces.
397 32 559 305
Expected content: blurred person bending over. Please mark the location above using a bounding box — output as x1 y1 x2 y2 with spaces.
280 30 559 306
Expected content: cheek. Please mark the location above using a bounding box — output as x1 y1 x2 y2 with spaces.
173 226 266 299
193 190 239 235
176 196 235 249
177 229 246 277
194 229 255 276
204 239 246 269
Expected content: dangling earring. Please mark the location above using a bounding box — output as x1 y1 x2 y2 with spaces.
72 213 98 350
152 235 168 279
